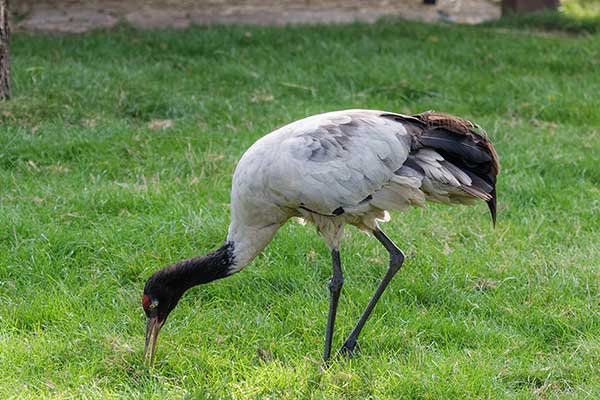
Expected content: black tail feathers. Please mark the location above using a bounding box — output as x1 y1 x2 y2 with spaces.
416 113 500 226
487 188 497 227
380 111 500 225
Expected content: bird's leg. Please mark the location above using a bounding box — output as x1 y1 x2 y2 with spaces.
339 229 404 357
323 248 344 361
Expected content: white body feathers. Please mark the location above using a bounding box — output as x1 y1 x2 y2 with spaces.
226 109 497 270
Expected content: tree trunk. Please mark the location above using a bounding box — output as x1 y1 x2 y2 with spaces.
502 0 560 15
0 0 11 101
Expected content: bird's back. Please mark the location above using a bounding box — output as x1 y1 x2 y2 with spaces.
232 110 413 215
233 109 498 215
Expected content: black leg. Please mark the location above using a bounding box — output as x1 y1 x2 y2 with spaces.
323 249 344 361
339 229 404 357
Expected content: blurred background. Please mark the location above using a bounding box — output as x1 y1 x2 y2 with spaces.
11 0 599 33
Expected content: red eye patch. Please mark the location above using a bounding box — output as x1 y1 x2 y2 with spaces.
142 294 151 308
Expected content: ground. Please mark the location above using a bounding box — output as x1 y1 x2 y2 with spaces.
1 8 600 400
15 0 501 33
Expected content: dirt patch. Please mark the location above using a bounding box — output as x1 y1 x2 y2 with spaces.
14 1 501 34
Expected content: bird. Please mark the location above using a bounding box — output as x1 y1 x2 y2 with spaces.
142 109 499 364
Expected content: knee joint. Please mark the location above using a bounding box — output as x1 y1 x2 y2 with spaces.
328 276 344 291
389 250 405 271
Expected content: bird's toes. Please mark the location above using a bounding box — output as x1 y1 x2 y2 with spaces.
338 340 360 358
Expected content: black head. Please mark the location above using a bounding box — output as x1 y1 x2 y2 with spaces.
140 243 235 365
142 270 186 365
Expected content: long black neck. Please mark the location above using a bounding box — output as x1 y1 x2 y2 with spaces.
152 242 235 293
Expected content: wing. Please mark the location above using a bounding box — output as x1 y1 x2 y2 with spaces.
269 110 413 215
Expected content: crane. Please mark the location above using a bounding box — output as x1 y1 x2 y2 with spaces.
142 109 499 364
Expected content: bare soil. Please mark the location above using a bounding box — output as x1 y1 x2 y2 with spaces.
14 0 500 33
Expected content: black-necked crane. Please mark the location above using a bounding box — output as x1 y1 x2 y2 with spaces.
142 109 499 364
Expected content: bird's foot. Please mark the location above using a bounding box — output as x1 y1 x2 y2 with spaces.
338 340 360 358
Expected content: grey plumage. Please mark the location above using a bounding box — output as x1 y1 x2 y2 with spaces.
227 109 499 268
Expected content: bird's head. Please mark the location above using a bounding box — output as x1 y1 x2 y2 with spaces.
142 271 185 365
140 244 235 365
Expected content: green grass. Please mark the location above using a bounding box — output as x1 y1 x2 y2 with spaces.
485 10 600 34
1 18 599 399
562 0 600 18
485 0 600 34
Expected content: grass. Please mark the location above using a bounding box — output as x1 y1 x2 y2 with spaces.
1 16 599 399
562 0 600 18
485 0 600 34
485 10 600 34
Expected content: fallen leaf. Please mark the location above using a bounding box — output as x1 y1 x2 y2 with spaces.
250 94 274 103
82 118 98 128
50 164 70 173
27 160 39 171
148 119 173 130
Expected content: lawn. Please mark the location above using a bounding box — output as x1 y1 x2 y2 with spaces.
1 14 599 399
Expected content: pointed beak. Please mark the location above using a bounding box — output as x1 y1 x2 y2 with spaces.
144 317 163 365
